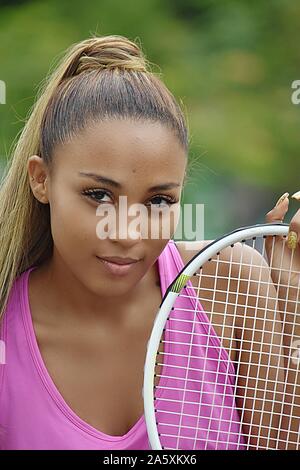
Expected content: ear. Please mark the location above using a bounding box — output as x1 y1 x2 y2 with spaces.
27 155 50 204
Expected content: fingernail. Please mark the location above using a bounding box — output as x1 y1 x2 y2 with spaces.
287 230 298 250
275 192 289 207
291 190 300 201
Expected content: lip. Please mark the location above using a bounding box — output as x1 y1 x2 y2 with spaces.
96 256 141 276
97 256 140 265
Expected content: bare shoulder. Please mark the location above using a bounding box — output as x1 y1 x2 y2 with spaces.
174 240 214 265
173 239 281 365
174 238 276 321
174 238 270 276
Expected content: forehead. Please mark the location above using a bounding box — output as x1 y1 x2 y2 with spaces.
53 119 187 185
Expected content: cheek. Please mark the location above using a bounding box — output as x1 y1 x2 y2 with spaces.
49 193 98 253
146 204 181 239
170 204 181 228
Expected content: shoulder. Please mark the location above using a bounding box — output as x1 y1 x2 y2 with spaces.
174 238 274 301
175 239 269 271
174 240 214 265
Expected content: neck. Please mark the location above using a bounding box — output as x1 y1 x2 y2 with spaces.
30 254 161 329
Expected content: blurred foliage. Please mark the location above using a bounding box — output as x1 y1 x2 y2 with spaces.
0 0 299 238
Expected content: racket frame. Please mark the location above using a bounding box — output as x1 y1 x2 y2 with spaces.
143 222 290 450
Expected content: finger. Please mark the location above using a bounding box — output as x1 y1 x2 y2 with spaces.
265 193 290 261
287 207 300 251
291 190 300 201
276 191 290 207
265 192 289 224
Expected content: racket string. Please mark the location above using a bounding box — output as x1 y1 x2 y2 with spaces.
151 234 300 450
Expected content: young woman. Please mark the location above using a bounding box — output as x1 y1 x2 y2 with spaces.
0 35 299 450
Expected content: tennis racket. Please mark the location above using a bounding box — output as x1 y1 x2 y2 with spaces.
143 222 300 450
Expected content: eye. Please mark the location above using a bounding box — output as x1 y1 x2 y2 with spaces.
81 188 113 204
147 195 178 208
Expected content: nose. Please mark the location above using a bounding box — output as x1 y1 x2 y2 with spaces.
110 216 143 242
96 200 144 246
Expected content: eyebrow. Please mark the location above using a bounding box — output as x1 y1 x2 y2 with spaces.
78 172 181 192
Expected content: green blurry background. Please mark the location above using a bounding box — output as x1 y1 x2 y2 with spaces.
0 0 299 240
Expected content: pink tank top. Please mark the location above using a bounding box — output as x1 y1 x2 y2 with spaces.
0 240 244 450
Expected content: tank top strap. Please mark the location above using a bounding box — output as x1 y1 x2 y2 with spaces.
157 239 184 295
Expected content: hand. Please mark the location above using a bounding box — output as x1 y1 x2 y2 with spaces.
265 192 300 448
265 191 300 290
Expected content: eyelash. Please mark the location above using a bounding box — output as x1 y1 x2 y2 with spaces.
81 188 178 207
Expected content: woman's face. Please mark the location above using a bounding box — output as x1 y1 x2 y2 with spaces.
29 119 187 297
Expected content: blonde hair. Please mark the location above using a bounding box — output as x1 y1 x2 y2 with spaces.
0 34 189 325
